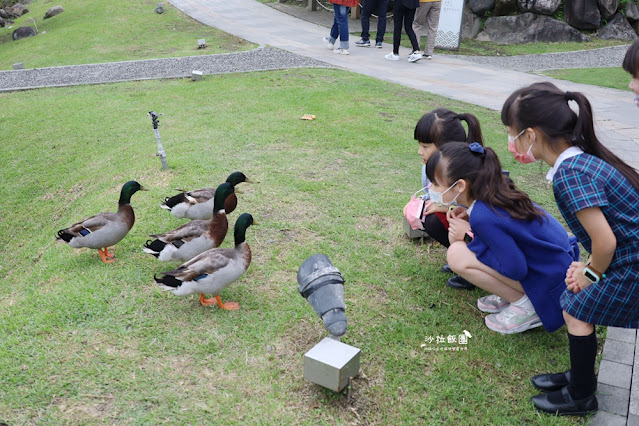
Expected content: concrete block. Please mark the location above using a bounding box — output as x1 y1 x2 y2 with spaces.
631 345 639 416
598 360 632 389
602 339 635 366
197 38 206 48
191 70 203 81
628 414 639 426
588 411 627 426
13 62 23 69
402 216 430 240
606 327 637 344
303 337 360 392
596 383 629 416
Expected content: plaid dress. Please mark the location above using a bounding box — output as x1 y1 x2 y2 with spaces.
553 154 639 328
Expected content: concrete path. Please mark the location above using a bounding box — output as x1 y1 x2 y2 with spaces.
167 0 639 424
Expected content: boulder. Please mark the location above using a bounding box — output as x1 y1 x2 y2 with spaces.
598 0 618 20
599 12 637 39
43 6 64 19
461 4 481 38
12 26 36 40
624 0 639 21
0 9 8 19
0 16 4 27
155 3 164 13
484 13 591 43
6 3 28 18
518 0 561 14
564 0 600 29
469 0 495 15
494 0 518 15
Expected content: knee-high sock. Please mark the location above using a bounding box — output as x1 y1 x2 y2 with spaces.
568 330 597 399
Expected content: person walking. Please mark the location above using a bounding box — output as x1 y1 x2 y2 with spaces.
323 0 359 55
385 0 422 62
355 0 390 48
412 0 441 59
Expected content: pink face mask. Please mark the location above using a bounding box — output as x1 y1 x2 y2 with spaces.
507 129 537 164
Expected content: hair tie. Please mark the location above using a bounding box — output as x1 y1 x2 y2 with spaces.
457 113 464 120
564 91 573 101
468 142 484 155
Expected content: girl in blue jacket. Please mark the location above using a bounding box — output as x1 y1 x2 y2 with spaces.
425 142 579 335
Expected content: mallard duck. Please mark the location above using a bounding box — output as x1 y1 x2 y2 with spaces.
154 213 255 310
160 171 253 220
143 183 234 261
56 181 148 263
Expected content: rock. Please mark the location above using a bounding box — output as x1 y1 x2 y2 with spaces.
598 0 618 20
494 0 518 15
476 30 491 41
564 0 600 29
6 3 28 18
156 3 164 13
599 12 637 39
462 4 481 38
518 0 561 14
0 9 8 19
469 0 495 15
484 13 591 43
624 0 639 21
0 16 4 27
12 26 36 40
43 6 64 19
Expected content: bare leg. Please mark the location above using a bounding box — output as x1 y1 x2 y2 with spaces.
447 241 524 302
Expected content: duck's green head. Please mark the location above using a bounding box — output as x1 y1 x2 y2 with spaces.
233 213 256 245
213 182 235 212
226 171 254 186
119 180 148 204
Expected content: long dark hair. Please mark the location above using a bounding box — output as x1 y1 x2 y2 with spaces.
426 142 546 222
501 81 639 191
414 108 484 147
623 39 639 77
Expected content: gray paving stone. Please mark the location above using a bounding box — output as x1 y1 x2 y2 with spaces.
628 413 639 426
597 383 630 417
602 339 636 366
631 340 639 416
606 327 637 344
588 410 627 426
599 360 633 389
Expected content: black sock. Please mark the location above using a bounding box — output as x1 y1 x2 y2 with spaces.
567 330 597 400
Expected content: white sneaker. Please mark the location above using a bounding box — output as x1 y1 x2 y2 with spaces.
334 48 349 55
477 294 510 313
484 304 542 334
385 52 399 61
408 52 423 63
322 37 335 50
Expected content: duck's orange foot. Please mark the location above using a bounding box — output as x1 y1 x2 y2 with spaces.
199 294 239 310
199 294 218 306
98 248 116 263
220 301 240 311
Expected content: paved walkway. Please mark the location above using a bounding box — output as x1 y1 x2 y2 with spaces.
166 0 638 424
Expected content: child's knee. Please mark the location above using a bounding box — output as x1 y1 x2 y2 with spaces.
446 241 468 271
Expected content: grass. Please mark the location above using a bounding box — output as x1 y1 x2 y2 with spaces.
0 0 254 69
542 67 632 91
0 68 602 424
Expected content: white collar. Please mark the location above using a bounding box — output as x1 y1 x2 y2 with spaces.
546 147 584 182
466 200 477 216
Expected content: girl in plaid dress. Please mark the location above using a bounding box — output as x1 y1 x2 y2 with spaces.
501 81 639 416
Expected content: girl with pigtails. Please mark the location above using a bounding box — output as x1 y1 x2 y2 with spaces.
410 108 486 290
501 81 639 416
425 142 579 337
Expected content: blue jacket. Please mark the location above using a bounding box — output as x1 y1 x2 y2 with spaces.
467 201 579 332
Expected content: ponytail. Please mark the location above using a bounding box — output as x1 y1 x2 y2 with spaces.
502 81 639 191
458 112 484 146
414 108 484 147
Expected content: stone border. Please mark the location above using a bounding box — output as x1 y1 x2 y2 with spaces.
590 327 638 425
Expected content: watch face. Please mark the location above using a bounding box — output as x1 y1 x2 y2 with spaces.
583 268 598 283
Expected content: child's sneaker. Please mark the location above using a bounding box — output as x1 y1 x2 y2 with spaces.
408 51 423 63
355 39 371 47
484 305 542 334
424 55 433 60
334 47 349 55
477 294 510 313
322 37 335 50
385 52 400 61
375 41 383 48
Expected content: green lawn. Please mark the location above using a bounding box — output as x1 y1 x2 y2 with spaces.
0 68 597 424
0 0 254 69
542 67 632 91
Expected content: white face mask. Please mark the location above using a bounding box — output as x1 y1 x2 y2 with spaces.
428 180 460 207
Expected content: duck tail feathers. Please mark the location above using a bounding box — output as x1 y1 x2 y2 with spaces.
56 229 73 243
154 274 182 288
162 193 187 209
144 239 166 256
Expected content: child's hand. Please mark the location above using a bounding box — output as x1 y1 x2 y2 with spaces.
448 218 471 244
565 261 592 293
447 206 469 221
423 202 448 216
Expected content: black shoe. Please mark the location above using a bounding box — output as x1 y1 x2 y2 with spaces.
531 386 598 416
531 371 570 392
441 263 453 273
446 275 475 290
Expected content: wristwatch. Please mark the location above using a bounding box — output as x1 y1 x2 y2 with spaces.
583 264 606 284
463 230 474 244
